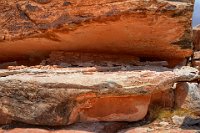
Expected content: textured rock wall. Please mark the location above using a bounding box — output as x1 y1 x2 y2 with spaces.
0 0 194 66
0 66 199 126
192 26 200 71
0 0 199 131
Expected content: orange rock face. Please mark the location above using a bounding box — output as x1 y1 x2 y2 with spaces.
69 95 150 124
0 66 198 126
0 0 198 130
0 0 194 66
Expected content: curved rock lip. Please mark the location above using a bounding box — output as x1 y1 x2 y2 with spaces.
0 66 198 126
0 0 194 66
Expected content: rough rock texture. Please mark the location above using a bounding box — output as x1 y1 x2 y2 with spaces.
0 127 198 133
193 25 200 51
0 66 199 126
192 51 200 71
40 51 171 67
0 0 198 131
119 128 197 133
192 25 200 71
41 51 140 67
1 117 199 133
150 89 175 108
175 82 200 116
0 122 129 133
0 0 194 66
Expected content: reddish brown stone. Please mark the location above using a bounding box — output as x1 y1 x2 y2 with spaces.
175 83 200 115
193 51 200 60
0 0 194 66
192 60 200 70
53 130 91 133
41 51 140 67
120 128 197 133
4 128 49 133
0 66 198 125
150 89 174 108
175 83 189 108
193 25 200 51
0 109 11 125
69 95 150 124
192 51 200 69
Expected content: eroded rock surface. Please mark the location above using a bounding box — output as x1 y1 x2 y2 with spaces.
0 0 197 131
175 82 200 116
193 25 200 51
0 0 194 66
0 66 198 126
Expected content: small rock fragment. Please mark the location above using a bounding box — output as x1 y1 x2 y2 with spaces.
172 115 185 125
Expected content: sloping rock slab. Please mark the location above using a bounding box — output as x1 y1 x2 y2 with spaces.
0 66 199 126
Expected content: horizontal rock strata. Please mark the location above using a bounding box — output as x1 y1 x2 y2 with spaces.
0 66 199 126
0 0 194 66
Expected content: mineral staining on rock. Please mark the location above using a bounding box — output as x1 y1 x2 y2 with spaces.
175 82 200 115
0 0 194 66
0 0 199 132
0 66 199 125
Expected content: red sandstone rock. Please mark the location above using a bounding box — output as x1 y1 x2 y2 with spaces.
120 128 197 133
192 51 200 70
41 51 140 67
0 122 199 133
175 82 200 115
193 25 200 51
175 83 189 108
0 122 128 133
150 89 174 108
192 61 200 70
0 0 194 66
3 128 196 133
0 66 198 126
3 129 50 133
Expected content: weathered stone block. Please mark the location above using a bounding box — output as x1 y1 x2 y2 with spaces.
0 0 194 66
0 66 198 125
175 82 200 115
193 25 200 51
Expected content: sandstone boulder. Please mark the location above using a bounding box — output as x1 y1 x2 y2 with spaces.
175 82 200 115
0 66 199 126
0 0 194 66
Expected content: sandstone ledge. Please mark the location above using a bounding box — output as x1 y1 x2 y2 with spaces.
0 66 199 126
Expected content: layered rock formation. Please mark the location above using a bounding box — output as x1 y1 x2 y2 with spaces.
0 66 199 126
0 0 194 66
0 0 199 132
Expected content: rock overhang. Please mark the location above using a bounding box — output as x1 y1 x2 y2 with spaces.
0 0 194 66
0 66 199 125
